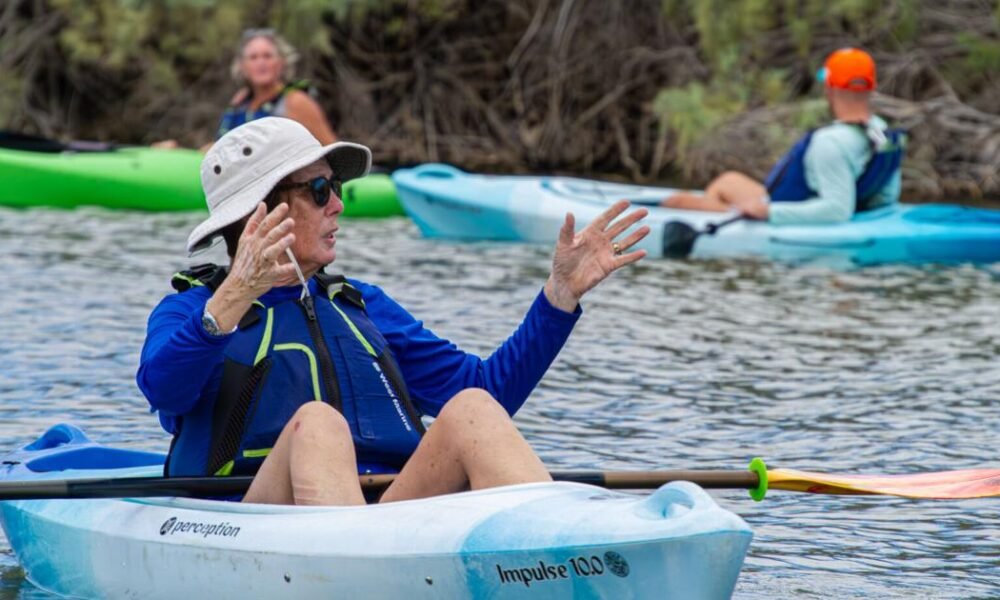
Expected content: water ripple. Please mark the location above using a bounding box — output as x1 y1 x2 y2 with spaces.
0 207 998 598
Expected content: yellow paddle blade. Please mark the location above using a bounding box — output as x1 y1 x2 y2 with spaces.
768 467 1000 499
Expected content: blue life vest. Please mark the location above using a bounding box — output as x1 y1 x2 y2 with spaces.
165 265 425 478
763 125 906 212
215 81 309 139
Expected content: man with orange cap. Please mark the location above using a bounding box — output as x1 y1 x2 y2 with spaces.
661 48 904 224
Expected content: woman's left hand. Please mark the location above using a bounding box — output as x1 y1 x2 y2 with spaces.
544 200 650 312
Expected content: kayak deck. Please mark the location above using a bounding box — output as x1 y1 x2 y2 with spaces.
0 425 752 598
0 147 404 216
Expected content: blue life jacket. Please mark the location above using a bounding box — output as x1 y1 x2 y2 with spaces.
763 125 906 212
215 81 309 139
164 265 425 478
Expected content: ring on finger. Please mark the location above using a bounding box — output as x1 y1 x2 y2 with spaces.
612 241 622 256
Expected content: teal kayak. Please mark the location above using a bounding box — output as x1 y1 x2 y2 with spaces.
0 133 404 217
0 425 752 599
393 163 1000 265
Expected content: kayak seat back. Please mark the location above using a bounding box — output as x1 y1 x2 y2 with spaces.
18 423 165 473
412 163 462 179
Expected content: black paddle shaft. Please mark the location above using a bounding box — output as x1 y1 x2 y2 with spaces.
0 470 760 501
0 476 255 500
0 131 118 153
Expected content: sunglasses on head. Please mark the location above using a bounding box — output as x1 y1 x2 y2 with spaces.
273 175 343 208
241 27 277 41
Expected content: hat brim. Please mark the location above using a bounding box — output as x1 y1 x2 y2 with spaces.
186 141 372 254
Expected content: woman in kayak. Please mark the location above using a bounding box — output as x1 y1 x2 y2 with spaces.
138 117 650 505
154 29 336 149
660 48 904 225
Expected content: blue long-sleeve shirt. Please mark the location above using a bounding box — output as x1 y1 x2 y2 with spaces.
138 278 581 440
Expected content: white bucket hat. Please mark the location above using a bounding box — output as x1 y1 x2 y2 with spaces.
187 117 372 253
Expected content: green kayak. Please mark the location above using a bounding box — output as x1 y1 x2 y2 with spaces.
0 134 404 217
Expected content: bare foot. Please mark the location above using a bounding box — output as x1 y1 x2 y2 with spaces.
151 139 179 149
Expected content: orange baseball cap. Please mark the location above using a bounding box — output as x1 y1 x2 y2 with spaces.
817 48 876 91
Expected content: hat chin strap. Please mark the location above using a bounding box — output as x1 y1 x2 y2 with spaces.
285 247 311 300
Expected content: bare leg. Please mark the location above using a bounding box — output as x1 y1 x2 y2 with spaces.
243 401 365 506
661 171 766 212
379 388 551 503
661 191 730 212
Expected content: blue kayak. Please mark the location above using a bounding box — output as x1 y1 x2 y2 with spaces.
393 164 1000 265
0 425 752 599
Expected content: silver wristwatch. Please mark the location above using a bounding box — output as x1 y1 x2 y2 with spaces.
201 306 231 336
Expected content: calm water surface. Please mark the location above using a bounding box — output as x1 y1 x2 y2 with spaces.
0 207 998 598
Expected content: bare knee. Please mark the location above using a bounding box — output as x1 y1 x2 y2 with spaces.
709 171 746 191
436 388 510 428
718 170 750 182
287 401 351 438
710 171 764 203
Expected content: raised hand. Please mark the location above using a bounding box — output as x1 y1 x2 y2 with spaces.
206 202 299 331
229 202 300 297
544 200 650 312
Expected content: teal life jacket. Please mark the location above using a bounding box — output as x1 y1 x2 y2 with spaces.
215 80 310 139
164 264 425 478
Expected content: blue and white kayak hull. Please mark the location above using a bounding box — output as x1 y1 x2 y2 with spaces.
392 163 1000 265
0 425 752 599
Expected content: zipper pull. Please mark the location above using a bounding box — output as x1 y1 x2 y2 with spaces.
302 295 317 321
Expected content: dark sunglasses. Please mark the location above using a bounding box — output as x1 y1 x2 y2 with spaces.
274 175 343 208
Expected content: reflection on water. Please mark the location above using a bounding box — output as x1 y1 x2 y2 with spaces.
0 207 998 598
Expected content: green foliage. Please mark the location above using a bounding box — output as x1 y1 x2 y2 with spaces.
940 31 1000 104
1 0 998 197
669 0 911 68
956 32 1000 72
792 98 830 131
0 78 24 123
652 0 995 145
652 67 812 160
688 0 776 74
758 69 792 105
892 0 920 43
653 82 747 160
830 0 878 22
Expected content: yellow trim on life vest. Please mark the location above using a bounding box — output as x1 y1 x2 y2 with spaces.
273 343 321 401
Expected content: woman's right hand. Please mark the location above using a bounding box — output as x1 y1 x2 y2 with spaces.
206 202 298 331
229 202 299 296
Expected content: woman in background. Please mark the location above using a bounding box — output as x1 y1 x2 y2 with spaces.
155 29 336 149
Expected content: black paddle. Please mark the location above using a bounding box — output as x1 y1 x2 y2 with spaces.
662 214 744 258
0 131 118 153
0 470 760 501
4 460 998 501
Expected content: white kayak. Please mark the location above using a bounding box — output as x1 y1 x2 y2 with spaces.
0 425 753 599
392 163 1000 265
